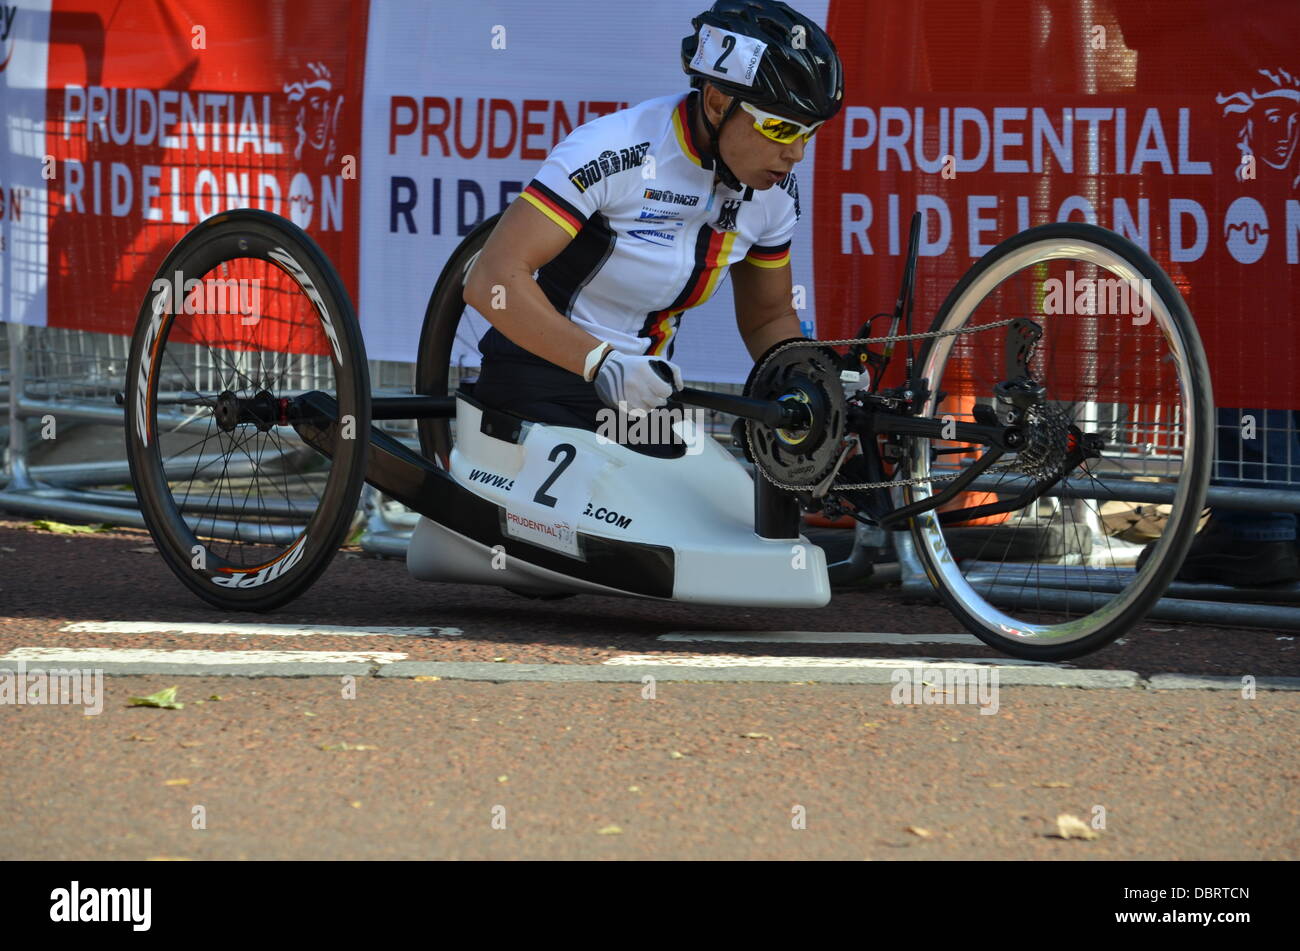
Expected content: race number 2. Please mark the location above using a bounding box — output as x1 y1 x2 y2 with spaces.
505 427 605 558
533 443 576 508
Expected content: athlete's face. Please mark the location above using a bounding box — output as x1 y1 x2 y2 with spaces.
700 85 809 190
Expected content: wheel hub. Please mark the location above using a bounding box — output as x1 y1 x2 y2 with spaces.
213 389 279 432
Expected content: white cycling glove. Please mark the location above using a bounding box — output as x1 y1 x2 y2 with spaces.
593 350 683 413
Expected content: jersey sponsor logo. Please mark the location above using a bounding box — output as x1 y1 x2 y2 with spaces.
629 227 679 246
568 141 651 193
638 207 683 221
715 198 742 232
642 187 700 206
469 467 515 492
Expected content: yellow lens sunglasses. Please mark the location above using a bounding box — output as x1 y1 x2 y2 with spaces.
738 100 823 144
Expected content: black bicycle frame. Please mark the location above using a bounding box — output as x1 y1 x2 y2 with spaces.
284 208 1026 537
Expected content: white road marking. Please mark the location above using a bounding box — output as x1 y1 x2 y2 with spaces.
604 654 1061 668
658 631 982 646
60 622 463 638
2 648 407 665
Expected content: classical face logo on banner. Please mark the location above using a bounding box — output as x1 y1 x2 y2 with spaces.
284 61 344 164
1217 66 1300 189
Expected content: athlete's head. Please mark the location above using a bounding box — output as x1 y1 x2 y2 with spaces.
682 0 843 190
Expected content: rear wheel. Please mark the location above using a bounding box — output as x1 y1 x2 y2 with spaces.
414 212 502 465
124 209 370 611
904 223 1212 660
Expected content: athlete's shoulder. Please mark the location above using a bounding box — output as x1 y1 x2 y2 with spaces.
546 98 676 200
555 94 675 146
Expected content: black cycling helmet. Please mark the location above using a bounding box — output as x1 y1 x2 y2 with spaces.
681 0 843 188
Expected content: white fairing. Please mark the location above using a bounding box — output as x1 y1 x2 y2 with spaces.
406 397 831 607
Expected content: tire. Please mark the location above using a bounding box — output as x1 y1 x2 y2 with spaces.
124 209 370 611
903 223 1213 660
415 212 503 466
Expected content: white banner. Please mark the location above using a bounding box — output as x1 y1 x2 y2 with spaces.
0 0 52 327
359 0 825 382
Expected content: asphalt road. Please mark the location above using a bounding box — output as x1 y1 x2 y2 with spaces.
1 520 1297 860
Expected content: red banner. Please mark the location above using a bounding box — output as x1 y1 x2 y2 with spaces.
818 0 1300 409
44 0 367 341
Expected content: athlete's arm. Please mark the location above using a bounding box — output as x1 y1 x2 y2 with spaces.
730 258 804 360
463 197 607 378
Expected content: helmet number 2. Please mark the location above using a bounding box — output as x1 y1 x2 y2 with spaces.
533 443 576 507
713 34 735 73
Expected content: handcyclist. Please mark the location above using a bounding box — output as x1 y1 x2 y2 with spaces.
463 0 843 455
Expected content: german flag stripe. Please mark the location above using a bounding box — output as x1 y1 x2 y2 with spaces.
746 240 791 258
744 249 791 269
672 93 710 169
639 225 737 355
521 181 585 239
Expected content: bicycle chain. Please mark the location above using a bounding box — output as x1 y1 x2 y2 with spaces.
744 318 1026 493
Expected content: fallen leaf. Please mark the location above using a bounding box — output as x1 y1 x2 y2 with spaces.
986 782 1007 788
497 775 508 783
319 742 378 751
1053 814 1101 840
208 695 223 701
492 657 507 663
350 801 362 809
740 732 773 740
1034 781 1072 788
627 786 641 793
128 686 184 709
125 734 156 743
302 711 317 717
29 519 114 534
597 825 623 835
861 721 883 728
906 826 933 838
414 675 441 682
163 778 190 786
669 751 686 759
178 741 202 748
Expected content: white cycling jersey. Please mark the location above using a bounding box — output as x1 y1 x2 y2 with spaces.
518 89 801 360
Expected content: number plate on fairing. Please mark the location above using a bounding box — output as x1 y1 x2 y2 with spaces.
503 426 607 558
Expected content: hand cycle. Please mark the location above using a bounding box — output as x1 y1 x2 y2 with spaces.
123 208 1212 661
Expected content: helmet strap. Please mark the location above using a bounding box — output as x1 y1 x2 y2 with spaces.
698 90 743 192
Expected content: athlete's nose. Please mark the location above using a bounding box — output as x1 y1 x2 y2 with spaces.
781 136 807 164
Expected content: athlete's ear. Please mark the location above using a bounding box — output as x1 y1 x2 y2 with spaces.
702 83 730 123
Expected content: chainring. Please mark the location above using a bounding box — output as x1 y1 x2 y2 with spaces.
743 344 846 490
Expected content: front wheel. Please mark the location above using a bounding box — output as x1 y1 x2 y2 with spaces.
904 223 1213 660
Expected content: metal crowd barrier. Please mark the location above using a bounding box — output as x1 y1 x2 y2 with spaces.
3 321 1298 630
